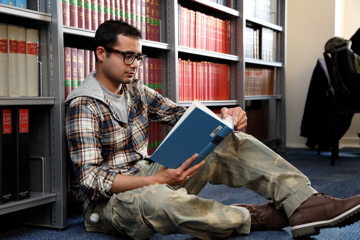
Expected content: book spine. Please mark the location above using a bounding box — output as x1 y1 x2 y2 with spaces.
13 108 30 201
17 26 27 96
0 23 9 96
63 0 70 26
91 0 98 31
78 0 85 28
0 109 14 204
64 47 72 98
69 0 78 27
15 0 26 8
84 0 91 30
26 28 39 97
77 49 85 86
8 24 19 97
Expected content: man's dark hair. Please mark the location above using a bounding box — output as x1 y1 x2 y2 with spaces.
93 19 142 61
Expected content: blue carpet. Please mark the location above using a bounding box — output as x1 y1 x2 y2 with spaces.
1 148 360 239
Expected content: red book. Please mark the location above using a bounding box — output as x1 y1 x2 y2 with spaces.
69 0 78 27
71 48 79 91
84 0 91 30
154 0 160 42
63 0 70 26
98 0 105 25
0 109 14 203
178 59 183 101
64 47 72 98
84 49 91 77
77 49 85 86
78 0 85 28
13 108 30 201
91 0 98 31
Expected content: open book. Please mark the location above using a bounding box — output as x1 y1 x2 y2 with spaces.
149 100 234 169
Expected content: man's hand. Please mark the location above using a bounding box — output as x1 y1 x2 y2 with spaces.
154 153 205 186
220 106 247 131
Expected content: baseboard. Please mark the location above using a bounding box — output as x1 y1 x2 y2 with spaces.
340 137 360 148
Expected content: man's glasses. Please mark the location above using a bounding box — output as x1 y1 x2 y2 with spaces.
103 46 147 66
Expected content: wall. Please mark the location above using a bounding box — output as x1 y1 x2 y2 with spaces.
286 0 360 148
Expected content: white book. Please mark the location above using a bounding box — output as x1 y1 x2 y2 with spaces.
26 28 39 96
8 24 19 97
17 26 27 96
0 23 8 96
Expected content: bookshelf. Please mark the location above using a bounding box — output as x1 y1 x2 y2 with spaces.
0 0 286 229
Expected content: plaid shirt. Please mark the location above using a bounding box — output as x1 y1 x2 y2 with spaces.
65 72 186 204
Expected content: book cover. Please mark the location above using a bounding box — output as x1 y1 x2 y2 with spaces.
26 28 39 97
64 47 72 98
149 100 234 169
13 108 30 201
0 109 14 204
84 0 91 30
78 0 85 29
0 23 9 96
71 47 78 91
91 0 98 31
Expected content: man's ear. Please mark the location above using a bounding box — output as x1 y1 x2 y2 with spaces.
96 46 106 62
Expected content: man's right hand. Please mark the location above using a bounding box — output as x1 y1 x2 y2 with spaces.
153 153 205 186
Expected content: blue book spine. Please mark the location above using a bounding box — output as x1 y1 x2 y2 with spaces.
1 0 15 6
194 125 233 167
15 0 26 8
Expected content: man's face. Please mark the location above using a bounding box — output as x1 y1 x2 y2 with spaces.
98 34 143 88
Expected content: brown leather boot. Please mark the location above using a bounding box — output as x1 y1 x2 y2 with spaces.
289 193 360 238
233 202 289 231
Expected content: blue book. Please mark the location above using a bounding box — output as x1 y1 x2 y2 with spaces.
150 100 234 169
0 0 15 6
15 0 26 8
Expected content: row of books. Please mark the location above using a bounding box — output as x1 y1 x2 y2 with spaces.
244 107 269 141
0 0 27 9
138 57 163 95
0 108 30 204
246 0 275 24
245 25 276 61
64 47 96 99
62 0 160 42
245 67 275 96
0 23 39 97
147 122 163 156
179 5 231 54
178 59 230 102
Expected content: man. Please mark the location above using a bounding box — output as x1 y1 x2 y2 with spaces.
65 20 360 240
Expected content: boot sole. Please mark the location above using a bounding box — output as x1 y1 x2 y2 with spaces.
291 204 360 238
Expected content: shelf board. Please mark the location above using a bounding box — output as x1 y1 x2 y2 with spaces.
0 4 52 22
178 46 239 61
0 192 57 215
191 0 239 17
178 100 241 107
245 95 282 101
0 97 55 105
245 58 283 67
63 26 170 50
246 17 283 31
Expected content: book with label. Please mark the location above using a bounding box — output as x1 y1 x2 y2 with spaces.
149 100 234 169
0 109 14 204
13 108 30 201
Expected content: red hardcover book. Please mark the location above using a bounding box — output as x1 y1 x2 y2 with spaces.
78 0 85 28
77 49 85 86
124 0 130 24
64 47 72 98
71 48 79 91
140 0 146 39
98 0 105 25
0 109 14 204
84 0 91 30
13 108 30 201
91 0 98 31
103 0 110 20
130 0 136 27
63 0 70 26
84 49 91 77
154 0 160 42
69 0 78 27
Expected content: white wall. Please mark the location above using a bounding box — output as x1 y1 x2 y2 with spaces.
286 0 360 148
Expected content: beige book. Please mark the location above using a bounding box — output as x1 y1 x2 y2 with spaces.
0 23 9 96
26 28 39 96
17 26 27 96
8 24 19 97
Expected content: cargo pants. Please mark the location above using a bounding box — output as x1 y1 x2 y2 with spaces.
84 131 317 240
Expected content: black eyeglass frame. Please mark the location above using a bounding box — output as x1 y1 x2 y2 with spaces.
102 46 147 65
